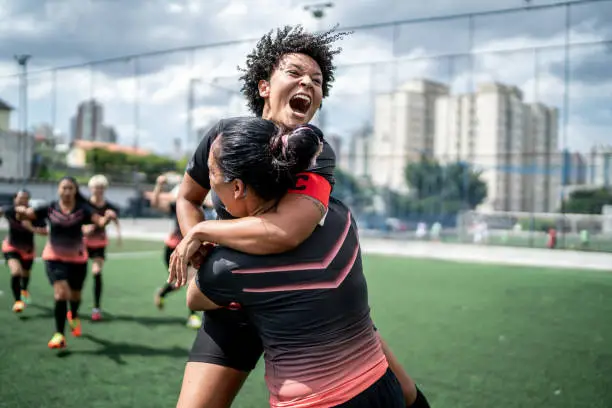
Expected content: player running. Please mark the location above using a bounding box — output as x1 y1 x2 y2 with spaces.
175 118 404 406
149 174 202 329
84 174 122 321
1 189 47 312
172 25 430 408
15 177 116 349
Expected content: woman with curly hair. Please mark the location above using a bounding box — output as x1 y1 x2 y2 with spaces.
172 25 430 408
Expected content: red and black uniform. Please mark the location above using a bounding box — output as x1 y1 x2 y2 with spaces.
84 201 120 260
2 205 45 271
34 200 96 290
196 198 404 407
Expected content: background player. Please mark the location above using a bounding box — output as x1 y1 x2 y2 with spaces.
16 177 116 349
1 189 47 312
84 174 122 321
148 174 202 330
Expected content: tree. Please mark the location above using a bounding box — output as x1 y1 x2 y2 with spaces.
86 149 178 183
563 187 612 214
176 156 190 173
404 159 487 214
331 168 371 211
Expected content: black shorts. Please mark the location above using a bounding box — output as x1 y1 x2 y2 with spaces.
335 368 405 407
164 246 174 268
3 251 34 271
45 261 88 291
188 309 263 372
87 247 106 260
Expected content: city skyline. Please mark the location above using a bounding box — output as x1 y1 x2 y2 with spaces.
347 77 610 213
0 0 610 155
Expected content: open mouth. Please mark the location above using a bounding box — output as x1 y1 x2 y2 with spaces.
289 93 312 116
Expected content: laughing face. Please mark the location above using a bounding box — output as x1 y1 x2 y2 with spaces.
258 53 323 128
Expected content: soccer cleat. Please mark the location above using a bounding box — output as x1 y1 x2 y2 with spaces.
154 290 165 310
67 312 82 337
91 308 102 321
20 290 31 305
12 300 25 313
69 318 82 337
48 333 66 349
186 314 202 329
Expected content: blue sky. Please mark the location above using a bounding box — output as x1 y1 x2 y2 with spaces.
0 0 610 155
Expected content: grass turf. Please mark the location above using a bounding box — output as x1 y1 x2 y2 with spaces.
0 239 611 407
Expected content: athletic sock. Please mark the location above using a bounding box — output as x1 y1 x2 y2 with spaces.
21 276 30 291
70 300 81 319
11 276 21 301
159 283 176 298
93 274 102 308
55 300 68 334
409 387 431 408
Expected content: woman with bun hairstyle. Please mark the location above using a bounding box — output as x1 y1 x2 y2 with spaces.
174 118 406 407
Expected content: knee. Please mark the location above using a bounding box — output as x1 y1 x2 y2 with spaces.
8 261 23 276
92 259 104 275
54 285 70 301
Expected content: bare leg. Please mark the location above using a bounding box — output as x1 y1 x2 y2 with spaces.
176 362 249 408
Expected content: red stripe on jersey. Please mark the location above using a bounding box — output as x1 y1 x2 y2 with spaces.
287 172 331 209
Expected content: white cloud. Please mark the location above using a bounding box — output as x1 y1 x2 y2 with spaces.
0 0 610 157
167 3 185 14
217 1 248 19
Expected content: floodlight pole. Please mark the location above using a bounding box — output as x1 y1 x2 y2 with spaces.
303 2 333 134
14 54 31 181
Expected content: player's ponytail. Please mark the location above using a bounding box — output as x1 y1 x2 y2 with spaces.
214 118 323 202
269 124 322 182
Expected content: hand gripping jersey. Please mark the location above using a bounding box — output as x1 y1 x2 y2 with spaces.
83 200 120 249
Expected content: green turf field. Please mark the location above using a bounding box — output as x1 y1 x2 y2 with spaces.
1 238 611 408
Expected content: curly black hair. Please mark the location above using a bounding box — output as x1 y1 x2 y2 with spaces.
238 25 351 117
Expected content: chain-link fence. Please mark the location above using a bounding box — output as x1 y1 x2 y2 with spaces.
0 0 611 251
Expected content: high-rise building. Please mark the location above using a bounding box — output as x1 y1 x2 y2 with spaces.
523 102 559 213
435 83 560 212
97 125 118 144
587 145 612 187
348 123 373 180
561 150 587 186
70 99 104 142
369 79 449 192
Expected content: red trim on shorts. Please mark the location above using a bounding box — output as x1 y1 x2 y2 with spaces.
42 243 88 263
2 239 35 261
84 237 108 249
287 172 331 209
